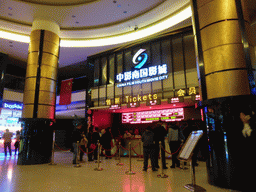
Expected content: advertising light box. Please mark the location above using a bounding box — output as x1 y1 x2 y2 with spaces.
122 108 184 124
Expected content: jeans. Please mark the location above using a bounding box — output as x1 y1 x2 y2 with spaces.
72 143 79 163
143 147 156 169
4 142 12 156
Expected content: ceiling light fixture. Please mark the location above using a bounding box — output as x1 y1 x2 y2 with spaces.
0 30 30 43
0 5 192 47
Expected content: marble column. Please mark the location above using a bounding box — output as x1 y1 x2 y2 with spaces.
190 0 256 190
18 19 60 165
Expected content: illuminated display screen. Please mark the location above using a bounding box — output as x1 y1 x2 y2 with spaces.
122 108 184 124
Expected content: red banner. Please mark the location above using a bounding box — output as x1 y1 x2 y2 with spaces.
59 79 73 105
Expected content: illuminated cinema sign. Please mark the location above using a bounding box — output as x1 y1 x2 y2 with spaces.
122 108 184 124
116 49 168 87
3 103 23 110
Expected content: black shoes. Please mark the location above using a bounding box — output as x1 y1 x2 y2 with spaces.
143 168 147 171
152 168 158 171
163 167 168 169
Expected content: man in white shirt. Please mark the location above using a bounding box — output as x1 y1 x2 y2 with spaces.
3 129 13 156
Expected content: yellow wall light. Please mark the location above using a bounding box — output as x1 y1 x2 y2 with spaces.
0 30 30 43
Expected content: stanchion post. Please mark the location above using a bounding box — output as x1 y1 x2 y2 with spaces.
137 139 143 161
49 130 57 165
117 142 124 166
74 141 81 167
94 141 103 171
184 161 206 191
125 142 135 175
157 141 168 178
95 140 102 163
115 139 120 160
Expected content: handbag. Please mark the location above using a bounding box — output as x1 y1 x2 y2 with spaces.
89 143 97 150
80 137 88 148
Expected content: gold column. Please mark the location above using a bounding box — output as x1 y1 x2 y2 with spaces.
22 19 60 119
196 0 255 99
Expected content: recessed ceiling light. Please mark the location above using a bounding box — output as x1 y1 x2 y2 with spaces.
113 0 117 3
75 21 79 24
72 15 76 18
8 7 12 10
9 45 13 47
8 13 12 16
117 4 121 7
123 11 127 13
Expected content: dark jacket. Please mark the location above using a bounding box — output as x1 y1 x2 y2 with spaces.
92 132 100 144
71 128 83 143
153 125 167 143
101 131 112 149
142 130 154 148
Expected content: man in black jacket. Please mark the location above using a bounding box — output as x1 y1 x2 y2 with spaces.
141 126 157 171
153 122 168 169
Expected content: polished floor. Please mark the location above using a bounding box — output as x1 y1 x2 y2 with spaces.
0 150 241 192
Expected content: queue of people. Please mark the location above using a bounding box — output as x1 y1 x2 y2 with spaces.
70 121 199 170
71 125 114 164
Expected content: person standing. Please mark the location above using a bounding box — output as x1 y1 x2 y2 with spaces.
87 126 94 161
153 123 168 169
3 129 13 156
71 123 83 164
79 131 87 162
101 127 113 159
168 122 185 168
92 127 101 160
14 130 21 155
141 126 157 171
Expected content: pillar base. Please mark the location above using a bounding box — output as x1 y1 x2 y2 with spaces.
202 95 256 191
17 118 54 165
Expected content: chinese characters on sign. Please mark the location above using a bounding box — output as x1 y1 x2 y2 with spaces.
105 87 199 107
116 64 168 87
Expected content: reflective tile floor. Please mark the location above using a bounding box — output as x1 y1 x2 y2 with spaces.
0 151 241 192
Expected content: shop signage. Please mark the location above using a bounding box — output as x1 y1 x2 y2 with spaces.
191 94 200 101
168 97 184 104
3 103 23 110
125 93 157 103
109 104 121 110
127 102 140 108
146 99 161 106
116 49 168 87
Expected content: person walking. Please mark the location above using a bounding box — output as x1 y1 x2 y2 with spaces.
168 122 185 168
141 126 157 171
3 129 13 156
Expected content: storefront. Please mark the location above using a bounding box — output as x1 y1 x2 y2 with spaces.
88 27 202 133
0 101 23 145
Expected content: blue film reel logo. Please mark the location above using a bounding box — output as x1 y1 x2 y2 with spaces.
132 49 148 69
